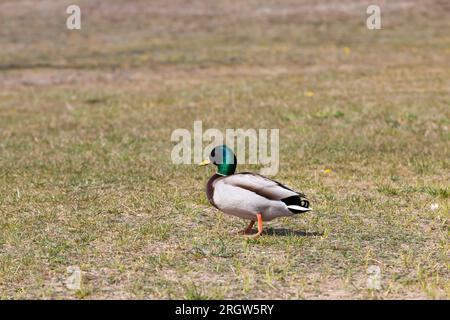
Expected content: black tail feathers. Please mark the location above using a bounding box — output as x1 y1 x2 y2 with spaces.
281 195 310 214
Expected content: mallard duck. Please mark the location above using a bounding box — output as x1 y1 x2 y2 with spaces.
199 145 311 238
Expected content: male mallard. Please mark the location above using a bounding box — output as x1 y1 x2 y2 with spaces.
199 145 311 238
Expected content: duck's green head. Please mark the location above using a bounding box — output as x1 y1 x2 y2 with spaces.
199 145 237 176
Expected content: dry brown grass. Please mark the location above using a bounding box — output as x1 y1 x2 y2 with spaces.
0 0 449 299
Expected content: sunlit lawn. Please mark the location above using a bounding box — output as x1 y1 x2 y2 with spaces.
0 0 449 299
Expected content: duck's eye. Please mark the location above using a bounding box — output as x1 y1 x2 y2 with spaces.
209 148 217 164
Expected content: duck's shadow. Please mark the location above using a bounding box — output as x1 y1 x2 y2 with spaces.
264 227 323 237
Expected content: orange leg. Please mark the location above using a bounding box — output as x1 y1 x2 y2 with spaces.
252 213 263 238
238 220 255 235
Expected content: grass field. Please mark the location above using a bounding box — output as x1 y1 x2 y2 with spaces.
0 0 449 299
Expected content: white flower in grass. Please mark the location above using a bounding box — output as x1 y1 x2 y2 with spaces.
367 265 381 290
430 203 439 211
65 266 82 290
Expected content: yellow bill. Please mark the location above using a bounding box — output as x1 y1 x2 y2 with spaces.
198 159 211 166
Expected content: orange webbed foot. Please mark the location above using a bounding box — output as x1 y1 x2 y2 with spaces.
238 220 255 235
251 213 263 239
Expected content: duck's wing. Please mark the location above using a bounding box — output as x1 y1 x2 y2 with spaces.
222 172 306 201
